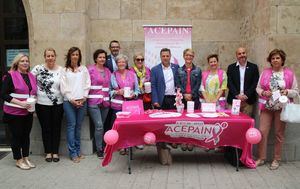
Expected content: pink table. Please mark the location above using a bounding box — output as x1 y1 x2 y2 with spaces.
102 111 256 169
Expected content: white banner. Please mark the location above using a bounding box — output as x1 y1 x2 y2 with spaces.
144 25 192 69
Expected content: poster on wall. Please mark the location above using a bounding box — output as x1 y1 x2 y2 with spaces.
143 25 192 69
6 49 29 67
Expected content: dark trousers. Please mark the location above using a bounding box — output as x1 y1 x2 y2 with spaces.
6 113 33 160
161 95 176 110
103 108 113 148
110 109 120 129
36 104 64 154
104 108 113 133
157 95 176 149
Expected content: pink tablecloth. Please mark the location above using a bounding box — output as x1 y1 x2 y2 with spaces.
102 111 256 168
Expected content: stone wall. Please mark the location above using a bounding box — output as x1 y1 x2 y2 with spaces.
24 0 89 67
23 0 300 73
88 0 241 70
240 0 300 74
240 0 300 161
24 0 243 70
23 0 300 159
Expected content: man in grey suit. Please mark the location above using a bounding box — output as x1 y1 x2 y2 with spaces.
151 48 179 110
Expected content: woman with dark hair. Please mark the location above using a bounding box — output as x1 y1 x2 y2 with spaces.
31 48 64 162
256 49 299 170
60 47 91 163
87 49 111 158
200 54 227 109
1 53 37 170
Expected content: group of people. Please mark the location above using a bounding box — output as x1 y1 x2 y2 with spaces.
1 39 298 171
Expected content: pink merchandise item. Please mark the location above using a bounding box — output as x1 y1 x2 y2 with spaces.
122 100 144 115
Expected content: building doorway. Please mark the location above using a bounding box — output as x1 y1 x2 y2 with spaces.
0 0 28 146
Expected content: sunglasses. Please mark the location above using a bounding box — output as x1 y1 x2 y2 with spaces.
135 58 144 62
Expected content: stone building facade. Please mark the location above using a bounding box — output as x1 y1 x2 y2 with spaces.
22 0 300 159
24 0 300 73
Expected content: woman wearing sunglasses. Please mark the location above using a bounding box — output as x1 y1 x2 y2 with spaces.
130 52 151 110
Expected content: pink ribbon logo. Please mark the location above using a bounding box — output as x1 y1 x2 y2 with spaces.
205 122 228 145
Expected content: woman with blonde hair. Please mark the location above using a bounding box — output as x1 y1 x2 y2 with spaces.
176 48 202 151
31 48 64 162
130 52 151 110
1 53 37 170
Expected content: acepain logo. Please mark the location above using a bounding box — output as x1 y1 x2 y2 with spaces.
164 121 228 145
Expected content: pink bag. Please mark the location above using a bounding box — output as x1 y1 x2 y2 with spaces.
122 100 144 115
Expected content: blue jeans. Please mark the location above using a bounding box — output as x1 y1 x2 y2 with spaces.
63 101 87 158
88 105 109 152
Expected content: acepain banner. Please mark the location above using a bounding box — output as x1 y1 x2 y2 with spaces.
143 25 192 69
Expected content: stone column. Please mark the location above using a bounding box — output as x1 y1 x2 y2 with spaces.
26 0 94 156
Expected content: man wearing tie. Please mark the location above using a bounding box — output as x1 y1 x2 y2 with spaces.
226 47 259 116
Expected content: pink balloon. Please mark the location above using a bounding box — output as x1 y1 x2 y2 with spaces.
144 132 156 144
245 128 262 144
104 130 119 145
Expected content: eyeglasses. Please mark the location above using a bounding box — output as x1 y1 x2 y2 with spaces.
110 46 120 49
135 58 144 62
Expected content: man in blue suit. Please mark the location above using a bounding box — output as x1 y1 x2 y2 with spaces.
151 48 179 110
105 40 121 73
151 48 179 164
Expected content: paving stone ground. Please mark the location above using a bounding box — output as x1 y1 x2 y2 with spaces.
0 146 300 189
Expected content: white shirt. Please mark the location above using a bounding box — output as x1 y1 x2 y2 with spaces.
31 64 64 105
162 64 176 95
236 61 247 94
60 65 91 101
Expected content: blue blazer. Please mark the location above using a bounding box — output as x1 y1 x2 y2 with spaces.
105 54 114 73
151 63 179 106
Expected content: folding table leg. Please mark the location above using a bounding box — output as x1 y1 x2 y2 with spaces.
235 147 239 171
127 147 132 174
127 147 133 174
130 147 133 160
